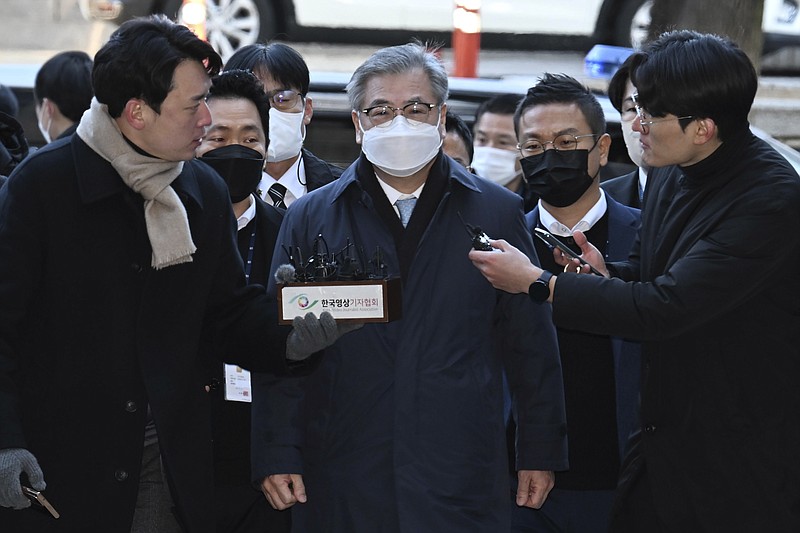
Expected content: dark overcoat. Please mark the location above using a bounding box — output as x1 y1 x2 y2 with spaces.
0 134 290 533
253 153 568 532
553 130 800 531
601 170 641 209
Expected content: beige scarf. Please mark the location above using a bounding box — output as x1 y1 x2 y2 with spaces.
76 98 196 269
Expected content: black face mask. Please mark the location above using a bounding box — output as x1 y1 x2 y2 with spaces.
199 144 264 203
521 149 597 208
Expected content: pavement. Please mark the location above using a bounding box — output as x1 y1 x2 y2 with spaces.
3 0 800 147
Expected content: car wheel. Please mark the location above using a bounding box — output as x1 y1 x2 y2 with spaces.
615 0 651 49
163 0 279 61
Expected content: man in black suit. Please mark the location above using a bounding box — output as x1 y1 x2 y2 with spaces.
224 43 342 208
601 55 645 209
510 73 641 533
196 69 291 533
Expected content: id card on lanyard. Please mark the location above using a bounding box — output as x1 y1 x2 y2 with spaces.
223 222 258 403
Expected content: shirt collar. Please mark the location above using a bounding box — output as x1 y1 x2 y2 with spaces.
258 154 306 206
638 166 648 199
538 189 608 237
375 173 425 205
236 195 256 231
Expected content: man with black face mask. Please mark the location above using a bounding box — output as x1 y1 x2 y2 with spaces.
504 73 642 533
196 69 291 533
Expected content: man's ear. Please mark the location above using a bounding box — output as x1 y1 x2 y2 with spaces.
692 117 718 146
303 95 314 126
122 99 148 131
598 132 612 166
351 110 363 145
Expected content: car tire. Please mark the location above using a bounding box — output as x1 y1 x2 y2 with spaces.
614 0 650 49
162 0 279 61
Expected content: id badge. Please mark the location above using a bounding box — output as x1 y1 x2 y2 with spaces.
223 364 252 403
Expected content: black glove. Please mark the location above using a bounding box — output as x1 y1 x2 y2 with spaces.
286 311 363 361
0 448 45 510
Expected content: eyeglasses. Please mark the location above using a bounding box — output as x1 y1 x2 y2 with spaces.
517 134 598 158
359 101 439 128
266 89 304 111
631 93 694 134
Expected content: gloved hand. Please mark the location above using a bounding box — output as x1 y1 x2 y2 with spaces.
0 448 45 510
286 311 363 361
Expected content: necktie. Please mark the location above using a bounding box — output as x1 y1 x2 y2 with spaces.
395 197 417 228
267 183 288 209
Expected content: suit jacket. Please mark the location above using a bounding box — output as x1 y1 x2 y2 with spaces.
253 153 568 532
601 170 641 209
302 148 343 192
528 194 641 462
552 129 800 532
0 134 291 533
205 196 292 533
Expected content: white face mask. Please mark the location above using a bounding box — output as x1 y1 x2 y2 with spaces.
621 117 644 168
471 146 520 186
37 101 52 144
267 107 305 162
360 116 442 177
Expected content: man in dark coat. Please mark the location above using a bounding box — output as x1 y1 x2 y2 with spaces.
469 31 800 533
224 42 342 208
510 73 641 532
253 42 568 532
0 17 339 533
196 70 292 533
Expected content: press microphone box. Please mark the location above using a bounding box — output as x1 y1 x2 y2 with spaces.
277 278 402 324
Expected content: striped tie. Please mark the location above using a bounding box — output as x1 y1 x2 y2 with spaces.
268 183 288 209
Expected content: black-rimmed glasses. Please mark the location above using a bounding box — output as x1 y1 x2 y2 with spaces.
631 93 694 134
359 102 438 128
518 134 599 158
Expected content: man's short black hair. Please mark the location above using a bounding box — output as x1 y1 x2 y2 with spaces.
474 93 522 126
514 73 606 136
607 55 637 114
207 69 271 143
93 15 222 118
224 43 310 95
445 111 474 162
34 51 93 123
630 30 756 142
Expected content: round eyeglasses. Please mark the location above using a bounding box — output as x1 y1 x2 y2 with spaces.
266 89 304 112
359 101 438 128
518 134 599 158
631 93 694 134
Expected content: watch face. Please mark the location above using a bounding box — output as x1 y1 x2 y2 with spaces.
529 279 550 303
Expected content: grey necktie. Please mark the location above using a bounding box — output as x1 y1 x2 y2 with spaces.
267 183 288 209
395 197 417 227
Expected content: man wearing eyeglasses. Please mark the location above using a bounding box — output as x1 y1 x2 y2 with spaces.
470 31 800 533
224 43 342 209
601 54 647 209
507 73 641 533
254 42 568 532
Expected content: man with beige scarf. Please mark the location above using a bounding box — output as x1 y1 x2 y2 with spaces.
0 15 349 533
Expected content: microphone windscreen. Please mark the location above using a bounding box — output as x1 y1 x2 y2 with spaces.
274 263 297 284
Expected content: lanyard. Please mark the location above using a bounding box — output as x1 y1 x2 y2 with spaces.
243 223 258 283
